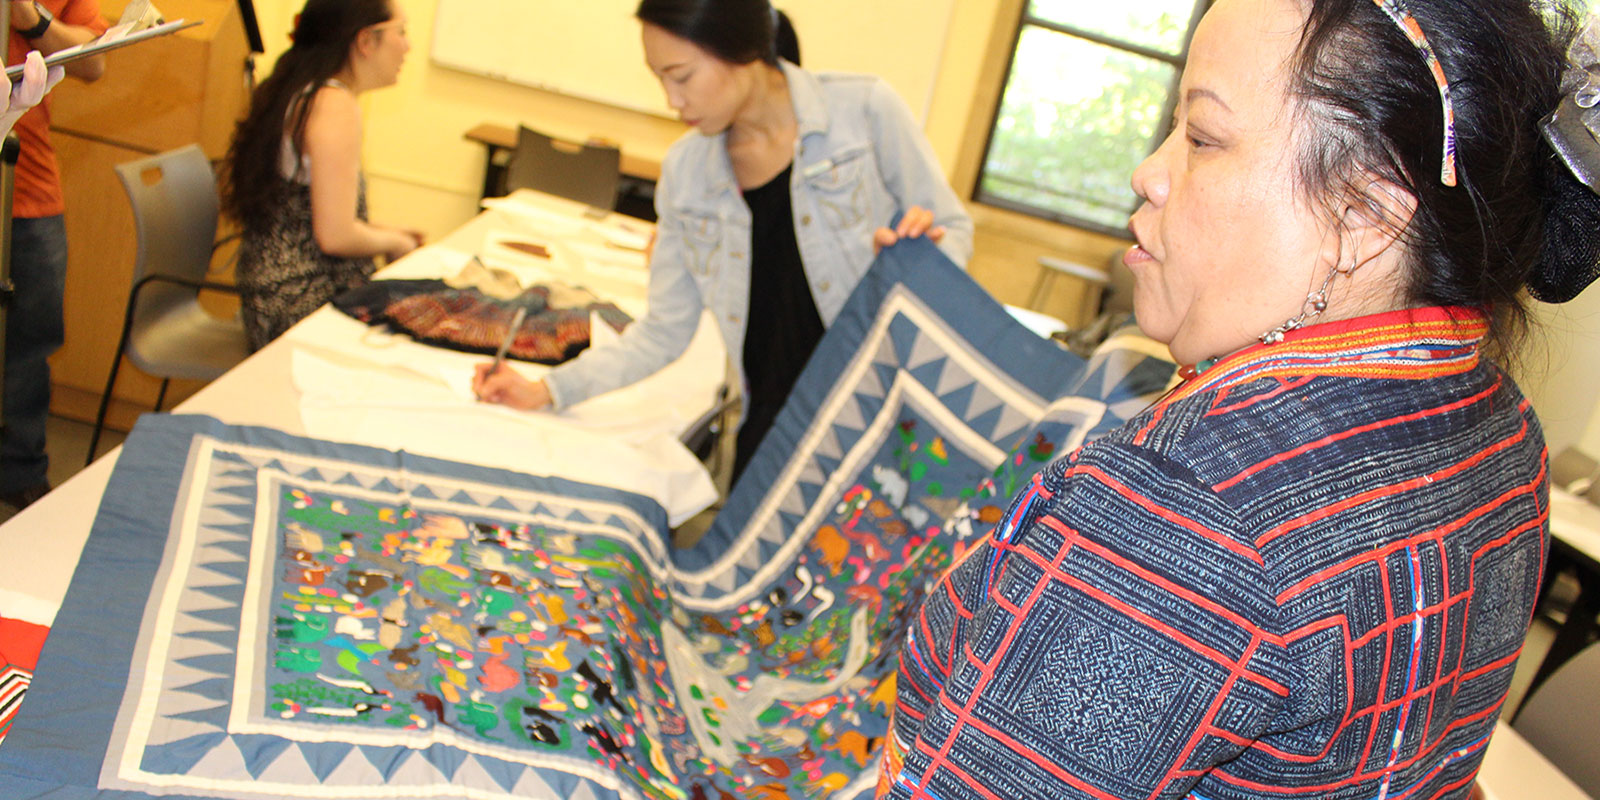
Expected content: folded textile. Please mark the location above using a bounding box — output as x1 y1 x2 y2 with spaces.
333 279 633 365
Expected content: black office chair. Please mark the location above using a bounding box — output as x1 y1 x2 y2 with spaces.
504 126 622 211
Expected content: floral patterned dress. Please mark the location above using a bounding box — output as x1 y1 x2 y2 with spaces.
236 79 376 351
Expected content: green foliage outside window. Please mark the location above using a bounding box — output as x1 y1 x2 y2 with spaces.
981 0 1597 235
976 2 1204 235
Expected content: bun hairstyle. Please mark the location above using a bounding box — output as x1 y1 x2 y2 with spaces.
1288 0 1600 357
223 0 394 229
635 0 801 66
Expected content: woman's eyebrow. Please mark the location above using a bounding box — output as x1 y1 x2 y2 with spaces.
1186 87 1234 113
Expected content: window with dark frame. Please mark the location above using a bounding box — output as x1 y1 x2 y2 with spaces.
975 1 1209 237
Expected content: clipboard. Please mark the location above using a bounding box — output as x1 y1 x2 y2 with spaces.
5 18 201 80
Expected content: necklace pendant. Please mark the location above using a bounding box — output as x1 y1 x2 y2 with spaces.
1177 357 1219 381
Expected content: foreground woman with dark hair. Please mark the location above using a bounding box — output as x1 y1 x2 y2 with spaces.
473 0 973 483
880 0 1600 797
224 0 421 350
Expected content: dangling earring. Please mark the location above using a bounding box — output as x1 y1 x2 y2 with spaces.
1259 231 1356 345
1258 266 1337 344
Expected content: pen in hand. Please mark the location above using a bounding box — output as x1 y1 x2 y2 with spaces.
478 306 528 400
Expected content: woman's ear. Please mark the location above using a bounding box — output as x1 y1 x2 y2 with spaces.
352 27 380 60
1342 177 1417 273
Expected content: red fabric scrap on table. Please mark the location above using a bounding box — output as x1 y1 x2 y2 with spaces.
0 617 49 747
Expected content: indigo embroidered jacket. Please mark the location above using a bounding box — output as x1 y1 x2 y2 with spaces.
882 307 1549 800
544 60 973 411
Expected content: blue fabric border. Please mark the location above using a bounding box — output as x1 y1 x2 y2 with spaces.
0 414 666 797
680 234 1083 572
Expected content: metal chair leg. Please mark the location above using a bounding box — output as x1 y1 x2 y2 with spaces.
87 294 141 467
86 351 125 467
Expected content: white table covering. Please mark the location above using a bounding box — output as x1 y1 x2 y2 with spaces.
1478 722 1590 799
1550 485 1600 563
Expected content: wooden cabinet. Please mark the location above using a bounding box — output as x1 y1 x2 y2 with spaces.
45 0 251 428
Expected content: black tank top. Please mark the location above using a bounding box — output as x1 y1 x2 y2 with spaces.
734 163 825 483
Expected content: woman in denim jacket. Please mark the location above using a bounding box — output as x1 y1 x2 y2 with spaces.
474 0 973 481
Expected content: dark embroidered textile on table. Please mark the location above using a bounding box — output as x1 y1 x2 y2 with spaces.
332 279 633 365
737 163 825 483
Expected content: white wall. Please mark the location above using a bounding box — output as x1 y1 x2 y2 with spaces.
1523 281 1600 457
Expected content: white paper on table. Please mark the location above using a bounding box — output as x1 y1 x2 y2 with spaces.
480 231 583 283
564 240 649 271
291 347 716 524
587 220 652 251
286 307 724 443
578 261 649 288
556 311 727 437
373 244 474 281
481 196 588 237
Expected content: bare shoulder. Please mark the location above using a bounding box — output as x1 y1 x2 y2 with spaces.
303 84 363 150
307 84 361 123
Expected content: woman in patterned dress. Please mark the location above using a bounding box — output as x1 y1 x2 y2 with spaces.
223 0 421 350
879 0 1600 798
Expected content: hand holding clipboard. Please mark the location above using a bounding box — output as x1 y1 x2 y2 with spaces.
4 18 201 80
2 51 62 135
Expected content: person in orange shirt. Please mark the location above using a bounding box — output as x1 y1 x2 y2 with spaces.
3 0 105 510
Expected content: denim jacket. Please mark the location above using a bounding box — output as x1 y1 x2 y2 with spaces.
544 61 974 411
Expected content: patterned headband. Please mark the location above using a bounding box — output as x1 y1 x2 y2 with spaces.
1371 0 1459 186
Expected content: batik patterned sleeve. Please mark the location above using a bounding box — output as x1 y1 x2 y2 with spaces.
882 440 1294 800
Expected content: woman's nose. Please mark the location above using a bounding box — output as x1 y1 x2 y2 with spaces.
1131 130 1174 207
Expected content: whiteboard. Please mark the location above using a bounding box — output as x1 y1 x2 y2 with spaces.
429 0 957 123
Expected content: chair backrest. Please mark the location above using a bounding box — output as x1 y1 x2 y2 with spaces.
1513 641 1600 795
504 126 622 210
113 144 221 324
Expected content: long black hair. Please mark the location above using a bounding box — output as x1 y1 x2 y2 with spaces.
1289 0 1600 360
635 0 800 66
223 0 394 229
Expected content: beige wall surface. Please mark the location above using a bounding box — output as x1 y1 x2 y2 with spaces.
249 0 994 187
1525 287 1600 458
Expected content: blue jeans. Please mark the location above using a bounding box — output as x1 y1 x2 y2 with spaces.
1 215 66 492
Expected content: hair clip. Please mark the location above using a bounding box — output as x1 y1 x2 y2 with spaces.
1543 15 1600 195
1371 0 1458 186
